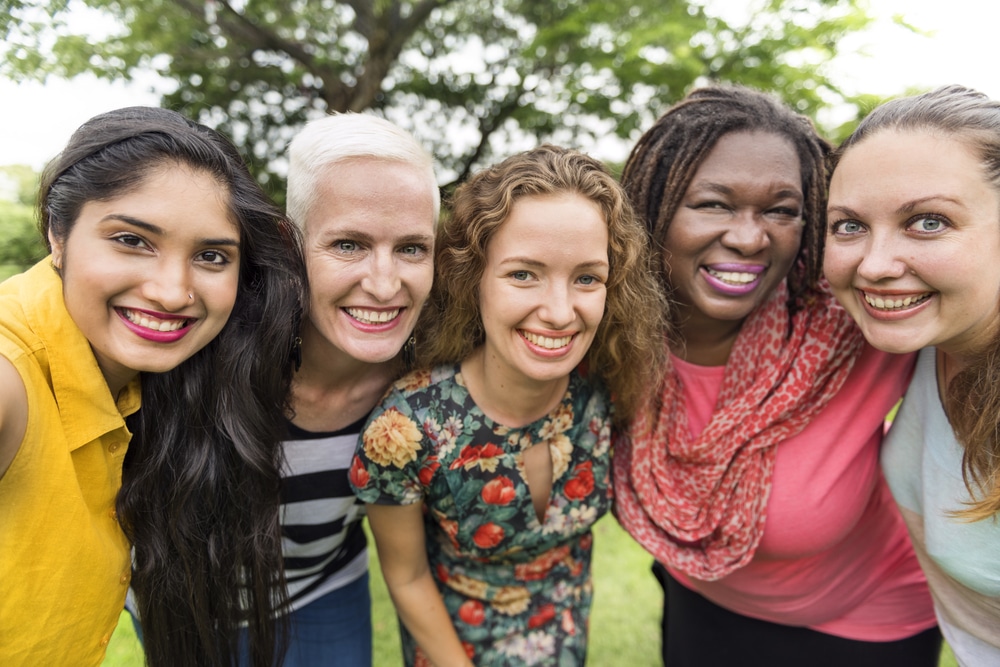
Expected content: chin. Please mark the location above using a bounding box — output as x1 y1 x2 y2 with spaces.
858 330 924 355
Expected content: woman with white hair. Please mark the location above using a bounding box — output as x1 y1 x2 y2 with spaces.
272 113 440 665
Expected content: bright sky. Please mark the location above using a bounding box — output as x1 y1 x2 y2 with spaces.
0 0 997 169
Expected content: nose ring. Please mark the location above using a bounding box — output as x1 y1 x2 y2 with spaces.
188 292 194 301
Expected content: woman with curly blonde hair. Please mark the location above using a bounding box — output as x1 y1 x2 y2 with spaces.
351 144 667 666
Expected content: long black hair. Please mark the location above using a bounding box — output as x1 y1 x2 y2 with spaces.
39 106 304 666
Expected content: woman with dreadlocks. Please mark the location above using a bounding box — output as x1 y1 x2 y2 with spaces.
612 85 940 666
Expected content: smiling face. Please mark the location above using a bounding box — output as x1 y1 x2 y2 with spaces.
825 130 1000 359
301 157 436 364
49 164 241 394
477 192 609 390
663 131 804 343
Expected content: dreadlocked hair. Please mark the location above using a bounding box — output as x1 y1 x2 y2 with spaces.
620 84 831 323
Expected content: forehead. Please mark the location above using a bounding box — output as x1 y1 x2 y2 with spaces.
76 165 238 235
831 130 994 201
692 131 802 186
306 157 436 237
488 192 608 257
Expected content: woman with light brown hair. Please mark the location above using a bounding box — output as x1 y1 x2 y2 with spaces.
351 144 667 665
826 84 1000 665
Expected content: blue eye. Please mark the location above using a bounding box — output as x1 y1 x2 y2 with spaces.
511 270 531 281
909 217 944 233
399 244 429 256
335 240 357 252
830 220 864 235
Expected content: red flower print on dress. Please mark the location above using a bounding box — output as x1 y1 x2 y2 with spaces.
481 476 517 505
450 443 505 472
561 608 577 636
438 516 461 551
413 647 431 667
419 455 440 485
348 456 369 489
563 461 595 501
472 522 505 549
458 600 486 626
528 603 557 629
514 544 571 581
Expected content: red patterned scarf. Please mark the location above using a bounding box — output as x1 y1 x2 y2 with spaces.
613 281 863 580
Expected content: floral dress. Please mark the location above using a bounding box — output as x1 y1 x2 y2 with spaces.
350 365 613 666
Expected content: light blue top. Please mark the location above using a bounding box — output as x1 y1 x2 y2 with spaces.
882 347 1000 664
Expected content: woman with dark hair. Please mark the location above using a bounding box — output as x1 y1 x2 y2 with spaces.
0 106 304 667
826 84 1000 665
612 85 940 666
351 145 668 665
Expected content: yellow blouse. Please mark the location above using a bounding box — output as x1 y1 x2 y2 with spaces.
0 259 141 666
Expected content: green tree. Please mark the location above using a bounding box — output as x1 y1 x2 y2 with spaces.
2 0 874 193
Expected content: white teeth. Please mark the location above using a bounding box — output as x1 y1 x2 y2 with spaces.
522 331 572 349
123 309 188 332
347 308 400 324
707 269 757 285
863 293 931 311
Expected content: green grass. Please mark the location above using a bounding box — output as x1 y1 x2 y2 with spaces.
100 515 958 666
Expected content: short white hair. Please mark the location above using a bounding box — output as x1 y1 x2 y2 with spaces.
286 112 440 228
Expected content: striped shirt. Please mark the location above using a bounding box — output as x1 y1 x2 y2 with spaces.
280 417 368 611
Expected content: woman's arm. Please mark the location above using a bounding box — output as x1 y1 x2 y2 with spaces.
366 503 474 667
0 356 28 480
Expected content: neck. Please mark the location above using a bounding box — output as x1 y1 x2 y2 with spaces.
291 323 399 431
460 347 569 428
673 307 745 366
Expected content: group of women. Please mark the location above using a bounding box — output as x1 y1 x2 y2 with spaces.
1 80 999 667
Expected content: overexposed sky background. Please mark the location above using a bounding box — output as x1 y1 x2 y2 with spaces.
0 0 997 169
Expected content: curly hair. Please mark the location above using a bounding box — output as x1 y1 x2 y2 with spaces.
833 85 1000 521
39 106 305 666
418 144 669 423
620 84 831 318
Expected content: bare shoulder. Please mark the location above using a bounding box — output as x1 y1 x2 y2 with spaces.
0 354 28 480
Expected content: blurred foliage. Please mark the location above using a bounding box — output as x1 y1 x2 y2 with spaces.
2 0 882 196
0 196 45 280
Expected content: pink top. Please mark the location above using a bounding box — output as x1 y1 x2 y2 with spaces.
668 344 936 640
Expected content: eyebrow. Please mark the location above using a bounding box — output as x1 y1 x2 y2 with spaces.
692 181 803 200
828 196 967 218
103 214 241 247
322 230 434 244
499 257 610 270
896 195 966 215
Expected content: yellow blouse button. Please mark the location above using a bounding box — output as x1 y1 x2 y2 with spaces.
109 442 120 453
